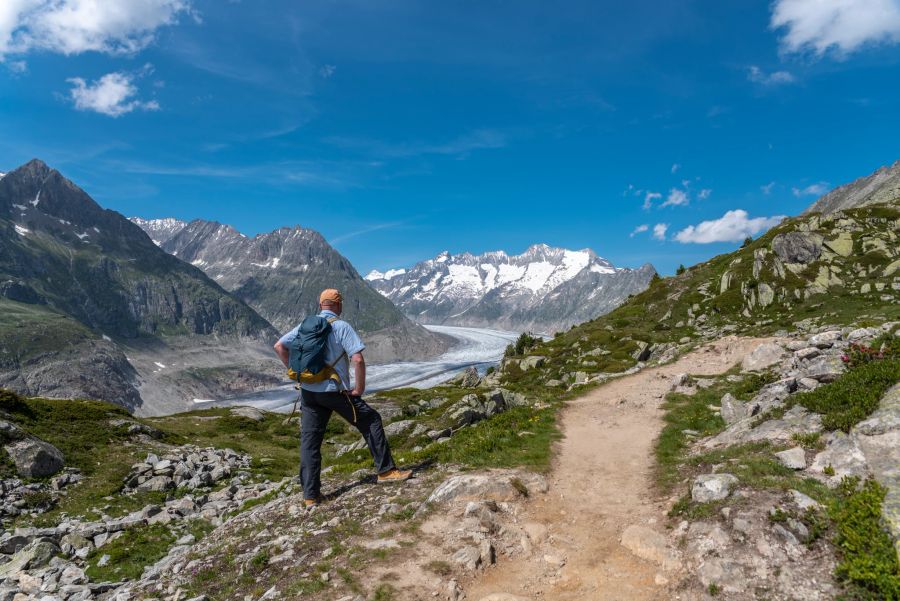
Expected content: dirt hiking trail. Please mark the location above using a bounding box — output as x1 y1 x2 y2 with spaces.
465 336 772 601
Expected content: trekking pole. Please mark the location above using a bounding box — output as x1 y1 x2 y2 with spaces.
290 386 302 480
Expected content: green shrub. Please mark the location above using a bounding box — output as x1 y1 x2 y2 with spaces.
505 332 540 358
0 389 28 413
831 478 900 599
793 359 900 432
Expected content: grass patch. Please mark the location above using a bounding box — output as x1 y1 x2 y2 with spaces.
425 406 560 471
791 359 900 431
86 524 174 581
831 478 900 599
655 371 775 492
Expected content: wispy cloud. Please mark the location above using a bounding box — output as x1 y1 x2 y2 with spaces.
671 163 680 174
747 65 795 86
674 209 785 244
698 188 712 200
761 181 776 195
771 0 900 56
324 129 508 159
652 223 668 240
661 188 689 208
329 219 416 245
642 191 661 210
629 224 649 237
319 64 336 78
107 158 369 188
792 182 829 197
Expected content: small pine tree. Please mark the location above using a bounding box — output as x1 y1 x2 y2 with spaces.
675 264 686 275
741 236 753 247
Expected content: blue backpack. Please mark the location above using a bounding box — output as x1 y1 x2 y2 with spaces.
286 316 347 385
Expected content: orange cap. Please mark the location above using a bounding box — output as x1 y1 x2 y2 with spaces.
319 289 343 304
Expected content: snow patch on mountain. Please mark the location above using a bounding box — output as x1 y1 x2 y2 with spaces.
365 268 407 281
368 244 657 332
129 217 188 246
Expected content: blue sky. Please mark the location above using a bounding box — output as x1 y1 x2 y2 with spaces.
2 1 899 275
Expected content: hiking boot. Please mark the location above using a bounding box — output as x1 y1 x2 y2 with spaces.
304 496 324 507
377 468 413 483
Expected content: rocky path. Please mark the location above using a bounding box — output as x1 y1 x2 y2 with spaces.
465 336 771 601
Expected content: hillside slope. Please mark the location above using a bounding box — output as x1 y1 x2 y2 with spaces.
131 218 450 363
478 202 899 396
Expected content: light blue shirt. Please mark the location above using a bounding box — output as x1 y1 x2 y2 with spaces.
278 310 366 392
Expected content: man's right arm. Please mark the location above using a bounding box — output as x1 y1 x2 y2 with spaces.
349 352 365 396
274 340 290 368
274 327 298 368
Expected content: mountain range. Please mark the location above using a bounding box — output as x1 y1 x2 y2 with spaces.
0 160 278 414
366 245 657 332
129 218 449 363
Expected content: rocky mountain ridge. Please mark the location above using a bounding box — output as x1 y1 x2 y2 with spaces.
366 244 657 332
0 159 279 413
804 158 900 215
130 217 449 363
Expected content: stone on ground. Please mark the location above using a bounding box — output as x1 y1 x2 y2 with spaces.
691 473 739 502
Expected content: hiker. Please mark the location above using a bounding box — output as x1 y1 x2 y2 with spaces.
273 288 412 506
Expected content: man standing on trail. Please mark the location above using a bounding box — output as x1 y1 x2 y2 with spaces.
274 289 412 507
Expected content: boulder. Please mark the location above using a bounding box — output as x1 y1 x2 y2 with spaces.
632 341 653 362
803 355 846 383
427 472 547 505
774 447 807 470
809 432 869 485
520 356 546 370
3 439 64 478
771 232 823 264
823 232 853 257
795 347 820 361
230 407 266 422
383 420 416 438
719 393 745 425
458 366 481 388
741 342 786 372
691 473 739 503
809 330 842 348
0 419 26 443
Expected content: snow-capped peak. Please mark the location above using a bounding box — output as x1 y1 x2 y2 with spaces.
367 243 656 331
365 268 407 281
130 217 188 246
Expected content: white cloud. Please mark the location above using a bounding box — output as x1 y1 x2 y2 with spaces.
674 209 785 244
792 182 829 197
642 191 661 209
747 65 796 85
671 163 680 174
698 188 712 200
771 0 900 56
761 181 776 195
661 188 689 208
319 64 336 78
68 71 159 117
0 0 192 58
652 223 668 241
630 224 649 237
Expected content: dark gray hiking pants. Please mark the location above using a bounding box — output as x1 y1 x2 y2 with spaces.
299 389 396 500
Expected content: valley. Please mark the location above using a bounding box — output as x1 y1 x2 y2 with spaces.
197 324 521 412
